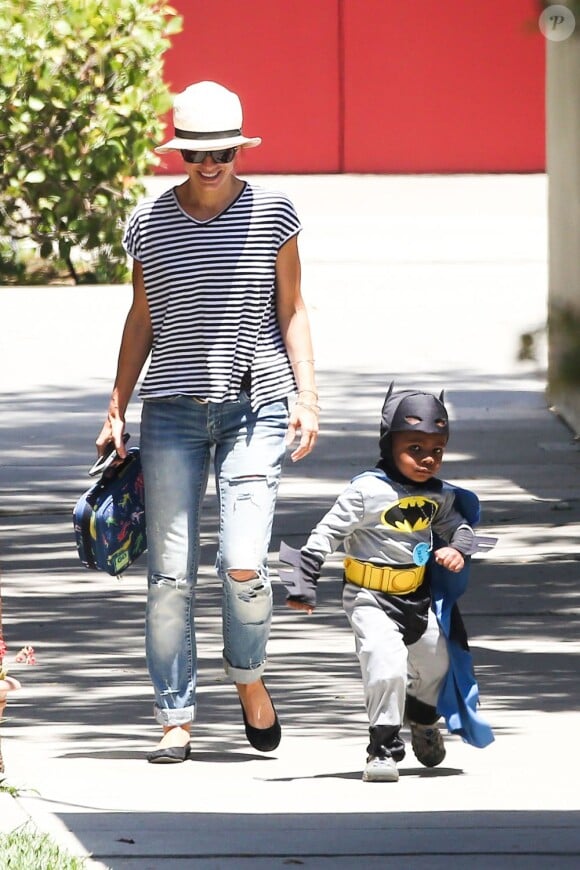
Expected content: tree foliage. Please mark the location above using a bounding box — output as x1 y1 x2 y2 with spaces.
0 0 182 284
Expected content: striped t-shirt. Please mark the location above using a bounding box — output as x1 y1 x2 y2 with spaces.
122 182 301 410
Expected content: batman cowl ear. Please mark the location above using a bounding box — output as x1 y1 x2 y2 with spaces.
381 381 395 421
439 389 445 403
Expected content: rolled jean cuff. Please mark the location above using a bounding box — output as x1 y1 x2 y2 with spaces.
223 656 267 684
154 704 196 727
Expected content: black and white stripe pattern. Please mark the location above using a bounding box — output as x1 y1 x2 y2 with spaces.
123 182 301 409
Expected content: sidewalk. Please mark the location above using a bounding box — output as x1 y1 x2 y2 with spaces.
1 174 579 869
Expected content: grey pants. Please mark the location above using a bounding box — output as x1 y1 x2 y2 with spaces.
342 584 449 728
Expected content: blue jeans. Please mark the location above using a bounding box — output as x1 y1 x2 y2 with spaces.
140 392 289 726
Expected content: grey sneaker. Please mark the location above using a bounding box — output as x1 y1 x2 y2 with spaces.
362 754 399 782
409 721 446 767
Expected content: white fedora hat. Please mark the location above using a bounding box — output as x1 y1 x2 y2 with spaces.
155 81 262 153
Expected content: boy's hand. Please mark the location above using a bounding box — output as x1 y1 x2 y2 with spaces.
278 541 321 613
434 546 465 573
286 598 315 615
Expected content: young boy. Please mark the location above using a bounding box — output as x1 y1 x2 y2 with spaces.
280 384 495 782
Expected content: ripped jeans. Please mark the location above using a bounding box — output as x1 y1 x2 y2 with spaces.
140 392 288 726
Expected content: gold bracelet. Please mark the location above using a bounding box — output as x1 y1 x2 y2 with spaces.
297 389 319 399
295 401 320 414
291 359 315 366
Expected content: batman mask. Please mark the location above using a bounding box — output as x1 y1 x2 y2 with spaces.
380 384 449 441
378 383 449 484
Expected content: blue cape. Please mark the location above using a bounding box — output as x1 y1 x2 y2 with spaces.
428 482 494 748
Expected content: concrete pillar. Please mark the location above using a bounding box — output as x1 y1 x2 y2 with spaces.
546 20 580 435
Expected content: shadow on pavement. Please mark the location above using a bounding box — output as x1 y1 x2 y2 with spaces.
50 809 580 868
0 368 579 754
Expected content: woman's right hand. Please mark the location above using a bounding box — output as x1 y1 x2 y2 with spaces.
93 261 152 465
96 414 127 460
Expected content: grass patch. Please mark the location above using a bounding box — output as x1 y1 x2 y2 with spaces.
0 778 21 798
1 783 99 869
0 824 90 869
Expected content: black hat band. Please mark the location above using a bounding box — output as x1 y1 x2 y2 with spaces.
174 128 241 139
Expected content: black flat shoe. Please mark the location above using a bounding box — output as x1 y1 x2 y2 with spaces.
146 743 191 764
239 682 281 752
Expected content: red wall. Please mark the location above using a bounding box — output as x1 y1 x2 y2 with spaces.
158 0 545 174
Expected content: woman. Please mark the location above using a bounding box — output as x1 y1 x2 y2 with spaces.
97 81 319 763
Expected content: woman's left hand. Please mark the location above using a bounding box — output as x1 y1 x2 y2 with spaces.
286 404 319 461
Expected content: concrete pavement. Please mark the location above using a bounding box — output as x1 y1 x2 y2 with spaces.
1 174 579 869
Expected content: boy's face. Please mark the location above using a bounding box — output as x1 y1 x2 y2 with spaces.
391 430 448 483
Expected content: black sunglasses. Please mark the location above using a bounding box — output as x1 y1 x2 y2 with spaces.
180 147 238 164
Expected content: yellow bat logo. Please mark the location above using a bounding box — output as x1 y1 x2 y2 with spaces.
381 496 439 532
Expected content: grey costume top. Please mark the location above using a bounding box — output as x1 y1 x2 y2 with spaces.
303 471 474 567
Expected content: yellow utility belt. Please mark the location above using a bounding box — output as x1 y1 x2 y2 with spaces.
344 557 425 595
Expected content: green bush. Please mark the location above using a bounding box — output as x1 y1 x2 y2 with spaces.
0 0 182 284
